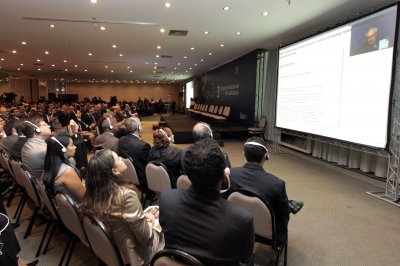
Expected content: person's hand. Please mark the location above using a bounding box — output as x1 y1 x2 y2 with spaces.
145 212 155 225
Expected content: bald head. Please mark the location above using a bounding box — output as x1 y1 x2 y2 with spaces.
192 122 213 142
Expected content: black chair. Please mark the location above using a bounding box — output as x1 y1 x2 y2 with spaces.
151 249 205 266
228 188 288 266
248 116 267 141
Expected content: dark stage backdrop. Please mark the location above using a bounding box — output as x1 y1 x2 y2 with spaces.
197 50 257 126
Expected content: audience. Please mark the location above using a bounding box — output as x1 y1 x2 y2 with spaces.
10 121 30 161
160 139 254 265
81 149 162 265
41 134 85 202
0 119 21 153
149 128 182 187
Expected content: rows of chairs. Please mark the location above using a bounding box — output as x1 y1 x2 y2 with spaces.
189 104 231 121
0 147 287 265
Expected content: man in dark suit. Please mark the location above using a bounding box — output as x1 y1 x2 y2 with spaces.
229 137 291 244
160 139 254 266
118 117 150 186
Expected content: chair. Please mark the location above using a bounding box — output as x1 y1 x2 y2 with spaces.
83 215 125 266
151 249 205 266
34 178 61 257
176 175 191 190
145 162 172 195
9 160 28 223
122 157 147 205
227 188 287 266
55 192 89 266
248 116 267 141
11 161 42 239
0 150 19 207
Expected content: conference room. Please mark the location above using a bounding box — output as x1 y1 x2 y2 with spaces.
0 0 399 265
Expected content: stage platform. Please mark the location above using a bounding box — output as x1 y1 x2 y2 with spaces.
159 114 248 144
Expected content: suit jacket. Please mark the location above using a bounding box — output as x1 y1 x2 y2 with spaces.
94 132 119 153
118 134 150 184
230 163 290 243
10 137 27 161
160 186 254 266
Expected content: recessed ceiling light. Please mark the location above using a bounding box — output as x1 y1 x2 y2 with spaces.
88 53 92 56
74 65 78 68
90 0 98 4
52 64 55 67
178 63 181 66
65 69 68 71
223 6 230 11
236 32 241 35
119 53 123 57
220 44 224 47
160 28 165 33
21 41 27 45
112 44 117 48
262 11 269 16
12 50 17 54
156 55 160 58
204 31 209 35
154 66 157 69
100 26 106 31
157 46 162 49
164 2 171 8
105 65 108 68
17 68 20 71
130 70 133 73
45 51 49 54
190 47 194 50
49 24 55 28
174 67 177 70
194 64 197 66
155 62 158 65
127 66 130 69
0 58 4 61
36 59 41 62
84 69 88 72
184 56 187 59
38 68 41 71
209 52 212 55
63 60 67 63
111 70 114 72
20 63 23 66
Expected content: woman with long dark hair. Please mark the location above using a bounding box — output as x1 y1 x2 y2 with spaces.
41 133 85 202
81 149 161 265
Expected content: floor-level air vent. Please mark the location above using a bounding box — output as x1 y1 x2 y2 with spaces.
161 55 173 58
168 30 188 36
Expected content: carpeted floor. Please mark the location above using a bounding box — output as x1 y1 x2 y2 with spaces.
4 114 400 266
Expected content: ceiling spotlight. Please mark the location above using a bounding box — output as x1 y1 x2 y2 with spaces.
223 6 230 11
190 47 194 50
88 53 92 56
45 51 49 54
36 59 41 62
90 0 98 4
184 56 187 59
0 58 4 61
84 69 88 72
262 11 269 16
21 41 27 45
49 24 55 28
111 70 114 72
51 64 55 67
119 53 123 57
20 63 23 66
127 66 130 69
160 28 165 33
17 68 20 71
236 32 241 35
38 68 41 71
100 26 106 31
112 44 117 48
204 31 209 35
63 60 67 63
12 50 17 54
157 46 162 49
164 2 171 8
74 65 78 67
105 65 108 68
156 55 160 58
220 44 224 47
130 70 133 73
209 52 212 55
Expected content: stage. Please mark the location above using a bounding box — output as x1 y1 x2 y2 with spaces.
159 114 248 144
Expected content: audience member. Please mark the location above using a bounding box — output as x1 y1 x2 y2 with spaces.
0 119 20 153
160 139 254 265
149 128 182 187
10 122 31 161
229 137 303 244
118 117 150 189
94 117 119 153
21 118 52 179
81 149 162 265
41 134 85 202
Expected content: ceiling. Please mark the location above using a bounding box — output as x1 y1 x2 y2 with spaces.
0 0 395 84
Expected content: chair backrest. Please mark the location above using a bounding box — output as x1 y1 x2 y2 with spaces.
55 192 88 245
83 215 125 266
0 150 13 176
176 175 191 190
218 106 224 115
258 116 267 129
227 189 275 240
35 178 60 221
151 249 205 266
121 158 140 186
208 105 214 113
145 162 171 194
11 160 42 208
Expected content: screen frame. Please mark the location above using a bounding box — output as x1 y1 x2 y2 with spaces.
274 2 400 150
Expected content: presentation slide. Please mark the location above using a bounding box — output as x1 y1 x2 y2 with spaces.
276 5 397 148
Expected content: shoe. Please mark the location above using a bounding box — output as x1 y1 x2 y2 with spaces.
289 200 304 214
